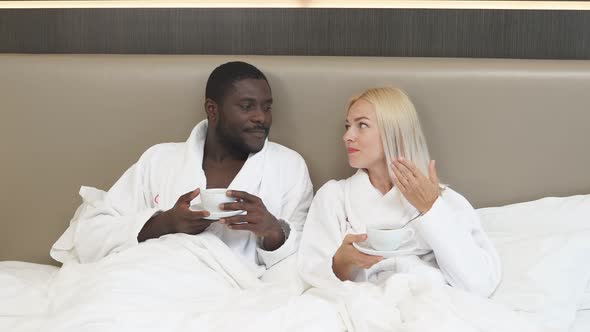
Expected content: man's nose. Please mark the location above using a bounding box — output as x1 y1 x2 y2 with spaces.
250 106 266 123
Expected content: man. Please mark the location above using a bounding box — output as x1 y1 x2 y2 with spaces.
51 61 313 272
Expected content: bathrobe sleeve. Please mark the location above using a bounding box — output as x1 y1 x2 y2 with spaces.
297 181 348 288
415 188 502 297
71 145 165 263
256 152 314 268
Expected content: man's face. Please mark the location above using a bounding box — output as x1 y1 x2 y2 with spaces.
216 78 273 154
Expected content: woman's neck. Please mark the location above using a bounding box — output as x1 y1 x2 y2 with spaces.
365 163 393 195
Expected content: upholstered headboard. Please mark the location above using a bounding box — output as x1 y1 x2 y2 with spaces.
1 54 589 264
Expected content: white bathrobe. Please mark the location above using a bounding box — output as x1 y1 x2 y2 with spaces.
51 119 314 272
297 170 543 332
298 169 501 295
37 120 346 332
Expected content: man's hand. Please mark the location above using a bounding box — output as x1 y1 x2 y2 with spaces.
138 188 212 242
218 190 285 251
332 234 383 281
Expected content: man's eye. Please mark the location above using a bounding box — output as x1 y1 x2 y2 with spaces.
240 104 252 110
264 106 272 112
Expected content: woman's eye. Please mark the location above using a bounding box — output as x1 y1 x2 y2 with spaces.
359 123 369 129
344 124 350 130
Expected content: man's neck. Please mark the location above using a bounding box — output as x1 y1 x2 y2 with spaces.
202 130 248 189
203 130 248 163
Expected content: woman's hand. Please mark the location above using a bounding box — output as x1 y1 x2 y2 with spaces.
332 234 383 281
390 158 440 214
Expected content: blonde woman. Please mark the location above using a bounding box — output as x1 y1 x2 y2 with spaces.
297 88 539 332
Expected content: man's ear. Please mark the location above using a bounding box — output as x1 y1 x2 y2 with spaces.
204 98 218 122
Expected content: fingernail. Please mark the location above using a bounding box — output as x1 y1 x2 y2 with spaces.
219 219 225 224
226 190 232 195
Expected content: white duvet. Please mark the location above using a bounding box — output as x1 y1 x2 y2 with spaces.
0 231 584 332
2 233 343 332
3 194 590 332
0 237 538 332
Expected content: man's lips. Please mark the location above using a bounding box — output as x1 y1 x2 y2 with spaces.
245 129 268 138
347 147 359 154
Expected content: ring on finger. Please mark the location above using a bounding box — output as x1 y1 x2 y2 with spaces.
232 220 248 225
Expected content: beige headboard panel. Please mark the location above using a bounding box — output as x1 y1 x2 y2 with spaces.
1 55 589 264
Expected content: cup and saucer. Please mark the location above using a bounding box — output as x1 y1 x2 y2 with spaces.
352 227 419 258
189 188 245 221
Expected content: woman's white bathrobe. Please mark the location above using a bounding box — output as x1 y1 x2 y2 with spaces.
298 170 544 332
298 169 501 295
51 120 314 272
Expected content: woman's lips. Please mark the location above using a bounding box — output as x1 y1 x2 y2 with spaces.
347 147 359 154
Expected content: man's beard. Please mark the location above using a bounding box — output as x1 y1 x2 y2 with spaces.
216 119 268 155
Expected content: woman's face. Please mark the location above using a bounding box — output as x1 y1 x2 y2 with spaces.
343 99 385 170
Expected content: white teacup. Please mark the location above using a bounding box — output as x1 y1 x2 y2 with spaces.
200 188 237 213
367 227 415 251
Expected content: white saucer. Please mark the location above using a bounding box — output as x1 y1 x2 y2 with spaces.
352 241 428 258
189 203 245 220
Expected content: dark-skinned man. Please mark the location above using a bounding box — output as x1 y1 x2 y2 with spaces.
51 61 313 273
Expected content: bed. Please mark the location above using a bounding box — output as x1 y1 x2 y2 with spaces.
1 55 589 331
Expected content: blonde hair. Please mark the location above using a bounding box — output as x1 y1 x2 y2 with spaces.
347 87 431 177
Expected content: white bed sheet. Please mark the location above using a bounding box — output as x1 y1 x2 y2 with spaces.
570 310 590 332
0 261 57 332
0 261 57 313
2 244 589 332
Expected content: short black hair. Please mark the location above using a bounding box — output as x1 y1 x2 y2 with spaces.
205 61 268 104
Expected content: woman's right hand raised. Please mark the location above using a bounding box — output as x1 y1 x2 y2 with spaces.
332 234 383 281
138 188 212 242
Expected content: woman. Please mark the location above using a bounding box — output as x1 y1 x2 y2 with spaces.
297 88 536 332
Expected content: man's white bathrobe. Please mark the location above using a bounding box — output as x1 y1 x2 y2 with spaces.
298 170 544 332
51 119 314 272
34 121 350 332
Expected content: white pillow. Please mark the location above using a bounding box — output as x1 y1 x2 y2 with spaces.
581 282 590 310
477 194 590 331
478 194 590 236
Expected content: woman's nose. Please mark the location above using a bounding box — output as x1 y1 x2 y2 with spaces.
343 129 354 142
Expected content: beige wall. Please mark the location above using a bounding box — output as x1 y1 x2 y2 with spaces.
1 55 589 265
